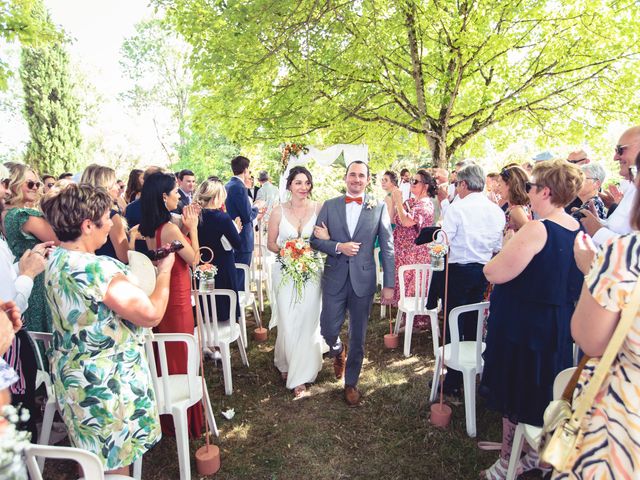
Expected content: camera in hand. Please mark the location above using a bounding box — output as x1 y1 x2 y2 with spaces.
147 240 184 260
571 206 588 220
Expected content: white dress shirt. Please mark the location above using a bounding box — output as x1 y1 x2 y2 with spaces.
345 194 364 237
442 192 506 264
400 181 411 202
592 182 637 247
0 237 34 312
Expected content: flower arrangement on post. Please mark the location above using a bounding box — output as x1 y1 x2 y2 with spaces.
427 242 448 271
194 263 218 292
277 237 322 302
281 143 309 172
0 405 30 479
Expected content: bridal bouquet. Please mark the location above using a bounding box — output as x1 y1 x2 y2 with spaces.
277 237 322 302
0 405 30 479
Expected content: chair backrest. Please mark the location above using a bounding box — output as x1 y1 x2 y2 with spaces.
553 367 577 400
398 264 433 312
144 333 199 414
235 263 250 293
28 331 54 395
447 301 490 369
195 289 238 348
25 444 105 480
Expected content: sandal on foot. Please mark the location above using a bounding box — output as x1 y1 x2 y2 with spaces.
480 457 522 480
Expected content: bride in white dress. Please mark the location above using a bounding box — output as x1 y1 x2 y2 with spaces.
267 166 327 397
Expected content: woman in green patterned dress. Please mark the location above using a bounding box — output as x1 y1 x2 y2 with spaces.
41 184 175 475
3 164 58 333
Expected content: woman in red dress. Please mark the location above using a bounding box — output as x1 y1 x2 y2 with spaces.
139 172 204 438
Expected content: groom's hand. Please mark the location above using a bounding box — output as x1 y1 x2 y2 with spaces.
337 242 361 256
381 287 393 300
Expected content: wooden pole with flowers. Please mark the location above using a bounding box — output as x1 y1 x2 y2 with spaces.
191 247 221 475
427 229 453 429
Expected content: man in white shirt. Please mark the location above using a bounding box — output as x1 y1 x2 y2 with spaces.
427 164 505 395
255 171 280 221
580 126 640 246
399 168 411 202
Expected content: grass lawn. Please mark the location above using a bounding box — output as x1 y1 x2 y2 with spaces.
45 302 546 479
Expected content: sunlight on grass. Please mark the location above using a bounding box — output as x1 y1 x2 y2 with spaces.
224 422 251 441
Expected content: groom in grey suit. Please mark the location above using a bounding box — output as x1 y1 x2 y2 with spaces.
311 161 394 406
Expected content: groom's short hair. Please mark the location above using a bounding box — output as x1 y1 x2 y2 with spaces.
346 160 370 177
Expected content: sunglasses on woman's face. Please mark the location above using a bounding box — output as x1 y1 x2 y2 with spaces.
1 178 9 188
410 178 424 185
26 180 42 190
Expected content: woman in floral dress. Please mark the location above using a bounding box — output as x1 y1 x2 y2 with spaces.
386 169 436 329
42 184 175 475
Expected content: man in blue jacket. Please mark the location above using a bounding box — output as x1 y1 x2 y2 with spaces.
225 156 263 286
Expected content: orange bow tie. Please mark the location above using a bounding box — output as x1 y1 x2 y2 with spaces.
345 196 363 205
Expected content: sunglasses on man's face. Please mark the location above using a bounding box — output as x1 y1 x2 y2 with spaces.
45 182 55 189
568 158 587 164
26 180 42 190
615 143 640 156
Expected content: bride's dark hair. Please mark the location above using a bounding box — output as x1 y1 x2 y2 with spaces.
286 166 313 194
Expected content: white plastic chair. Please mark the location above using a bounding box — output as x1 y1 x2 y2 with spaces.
236 262 262 344
28 331 57 451
505 367 577 479
429 301 489 437
394 264 439 357
24 443 135 480
195 289 249 395
145 333 219 480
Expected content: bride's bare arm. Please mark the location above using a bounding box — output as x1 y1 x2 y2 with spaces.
267 205 283 254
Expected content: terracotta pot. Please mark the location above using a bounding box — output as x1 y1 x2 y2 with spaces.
196 444 221 476
383 333 399 349
429 403 452 429
253 327 268 342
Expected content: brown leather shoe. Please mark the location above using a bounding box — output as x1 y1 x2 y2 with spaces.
344 385 361 407
333 347 346 379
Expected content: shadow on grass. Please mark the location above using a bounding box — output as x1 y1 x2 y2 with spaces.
44 302 545 480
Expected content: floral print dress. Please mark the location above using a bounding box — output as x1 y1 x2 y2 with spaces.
45 248 161 470
385 196 435 329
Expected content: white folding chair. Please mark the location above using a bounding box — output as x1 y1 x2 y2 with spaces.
28 332 57 450
505 367 577 479
195 289 249 395
145 333 219 480
24 443 135 480
236 262 262 344
429 301 489 437
394 264 439 357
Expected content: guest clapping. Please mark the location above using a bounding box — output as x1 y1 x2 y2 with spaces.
81 164 129 263
480 160 584 477
194 178 242 322
139 172 204 438
41 183 174 476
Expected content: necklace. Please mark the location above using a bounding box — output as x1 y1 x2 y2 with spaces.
287 200 312 235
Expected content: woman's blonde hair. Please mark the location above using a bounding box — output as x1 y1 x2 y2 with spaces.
194 179 227 210
81 164 116 190
6 163 40 208
531 160 584 207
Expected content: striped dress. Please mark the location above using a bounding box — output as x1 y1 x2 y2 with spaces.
553 233 640 479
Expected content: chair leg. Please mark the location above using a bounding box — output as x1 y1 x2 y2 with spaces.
239 309 248 346
38 399 55 445
403 313 415 357
220 343 233 396
133 456 143 480
237 333 249 367
173 409 191 480
462 369 477 438
506 424 526 480
394 310 403 335
429 355 442 403
203 383 219 437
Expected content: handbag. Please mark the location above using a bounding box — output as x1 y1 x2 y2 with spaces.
539 279 640 472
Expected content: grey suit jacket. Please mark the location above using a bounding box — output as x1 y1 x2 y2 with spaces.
311 194 394 297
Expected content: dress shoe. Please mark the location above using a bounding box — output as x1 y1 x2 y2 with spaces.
333 347 346 379
344 385 361 407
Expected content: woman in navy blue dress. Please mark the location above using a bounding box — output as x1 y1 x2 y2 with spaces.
479 160 584 479
194 179 241 321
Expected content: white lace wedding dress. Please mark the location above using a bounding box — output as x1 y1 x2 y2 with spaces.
270 212 324 389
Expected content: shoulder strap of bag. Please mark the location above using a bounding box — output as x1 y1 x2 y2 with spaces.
561 355 591 402
566 279 640 431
